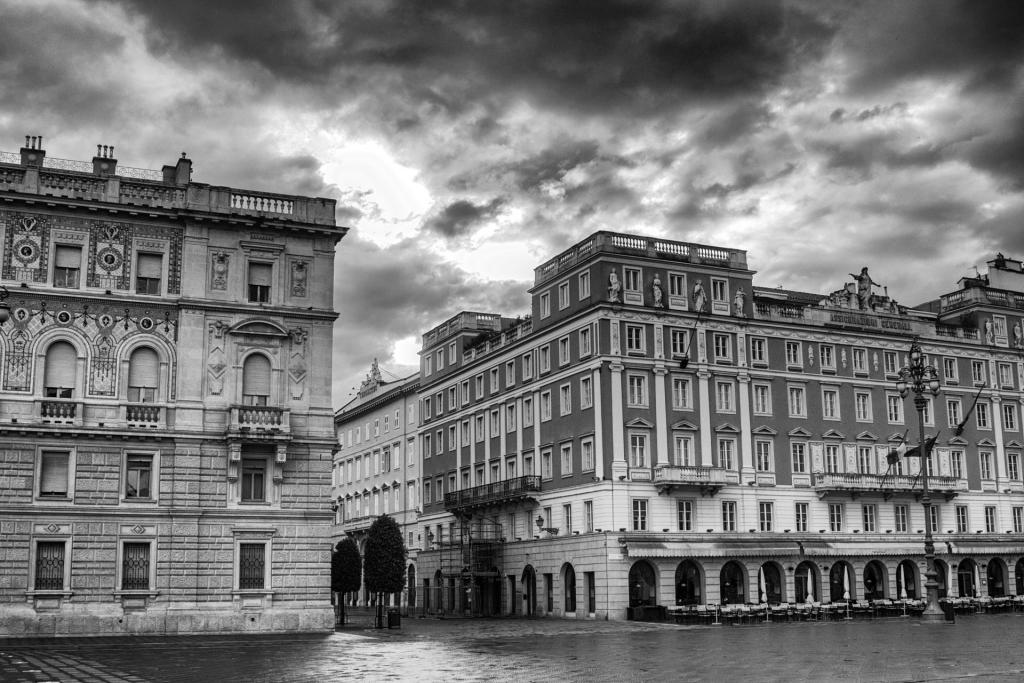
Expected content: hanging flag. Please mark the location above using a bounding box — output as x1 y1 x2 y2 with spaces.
954 384 986 437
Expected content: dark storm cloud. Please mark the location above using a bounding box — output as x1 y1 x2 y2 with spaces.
424 198 505 238
332 235 526 394
110 0 836 118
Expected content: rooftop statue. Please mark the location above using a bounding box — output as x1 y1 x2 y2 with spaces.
849 267 880 311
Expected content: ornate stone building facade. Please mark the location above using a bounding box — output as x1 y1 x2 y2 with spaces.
0 139 345 635
414 231 1024 620
332 363 420 610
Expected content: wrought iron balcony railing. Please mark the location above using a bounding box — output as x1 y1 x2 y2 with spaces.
653 465 728 496
444 475 542 512
814 472 967 500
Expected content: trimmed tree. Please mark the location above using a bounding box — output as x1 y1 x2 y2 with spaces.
332 537 362 625
364 515 407 627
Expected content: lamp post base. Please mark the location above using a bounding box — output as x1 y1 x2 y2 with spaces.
919 606 947 624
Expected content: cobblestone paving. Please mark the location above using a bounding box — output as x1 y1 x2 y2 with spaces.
3 613 1024 682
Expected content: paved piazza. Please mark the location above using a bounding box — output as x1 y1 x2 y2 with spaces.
3 613 1024 682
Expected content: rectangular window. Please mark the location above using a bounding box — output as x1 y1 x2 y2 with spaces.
624 267 641 294
717 438 735 470
852 348 867 373
677 500 694 531
788 385 806 417
750 337 767 365
795 502 808 532
247 262 272 303
755 440 773 472
241 459 266 502
956 505 969 533
972 360 986 384
722 501 736 531
121 542 151 590
887 395 904 423
858 446 872 474
489 367 499 392
785 341 801 367
135 253 162 294
474 414 485 440
628 375 648 407
999 363 1014 388
753 383 771 415
884 351 898 375
579 272 591 299
580 376 593 409
582 439 595 471
560 444 573 476
673 377 691 410
238 543 266 590
558 337 570 365
1004 404 1018 431
668 272 686 298
585 500 594 532
825 444 840 473
505 404 516 432
820 344 835 371
558 281 570 310
626 325 645 354
522 353 534 380
828 503 844 532
862 504 876 533
791 443 806 473
985 506 997 533
673 434 693 466
855 391 872 421
1014 507 1024 534
448 342 457 364
579 327 593 357
711 278 728 303
461 420 471 443
489 410 499 435
716 381 734 412
475 374 484 399
39 450 70 498
125 454 153 499
943 358 958 383
630 433 648 468
539 292 551 318
541 450 552 479
540 391 552 421
563 503 573 533
523 397 534 427
980 451 993 479
53 245 82 288
448 425 457 451
632 499 648 531
1009 453 1020 481
976 402 990 429
671 329 690 357
540 346 551 373
34 541 66 590
505 360 515 388
713 333 731 361
947 398 961 427
951 449 964 478
894 505 909 533
822 387 839 420
759 502 774 532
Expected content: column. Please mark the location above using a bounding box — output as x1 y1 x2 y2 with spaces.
593 367 605 481
992 395 1008 485
698 370 713 466
738 374 753 482
653 365 669 466
610 362 627 479
516 395 524 477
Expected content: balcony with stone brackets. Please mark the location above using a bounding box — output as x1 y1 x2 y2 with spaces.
813 472 967 501
653 465 729 496
36 398 82 427
226 404 291 441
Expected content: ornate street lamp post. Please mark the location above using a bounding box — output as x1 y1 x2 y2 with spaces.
896 340 945 623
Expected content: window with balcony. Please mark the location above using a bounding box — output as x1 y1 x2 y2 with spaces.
241 458 267 502
857 446 872 474
135 252 162 295
247 262 272 303
44 341 77 398
673 434 694 466
53 245 82 289
951 449 964 478
242 354 271 406
717 438 735 470
825 444 840 473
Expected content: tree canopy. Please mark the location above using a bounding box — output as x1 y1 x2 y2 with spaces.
332 537 362 594
363 514 406 595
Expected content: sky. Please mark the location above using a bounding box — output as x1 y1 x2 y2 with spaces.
2 0 1023 406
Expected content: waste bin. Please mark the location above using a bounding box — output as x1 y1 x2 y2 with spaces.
387 608 401 629
941 602 956 623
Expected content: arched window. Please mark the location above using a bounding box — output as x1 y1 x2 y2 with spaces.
127 347 160 402
44 341 77 397
242 354 271 406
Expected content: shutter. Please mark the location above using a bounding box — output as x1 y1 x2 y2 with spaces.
137 253 162 278
44 341 77 390
128 347 160 388
248 262 272 286
55 245 82 268
242 354 271 396
40 451 69 495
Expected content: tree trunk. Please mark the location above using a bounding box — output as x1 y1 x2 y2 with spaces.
376 593 385 629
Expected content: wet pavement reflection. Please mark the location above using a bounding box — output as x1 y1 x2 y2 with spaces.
3 613 1024 681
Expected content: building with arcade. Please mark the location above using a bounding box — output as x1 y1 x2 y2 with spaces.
413 230 1024 620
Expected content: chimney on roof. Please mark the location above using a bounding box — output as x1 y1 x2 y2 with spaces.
92 144 118 176
163 152 192 185
19 135 46 166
